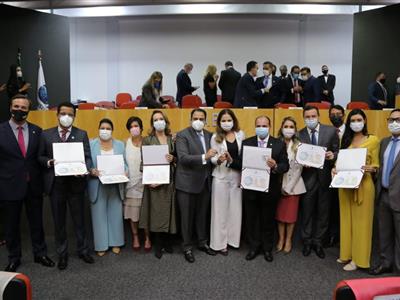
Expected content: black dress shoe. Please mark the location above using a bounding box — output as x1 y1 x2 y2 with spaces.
245 250 259 261
58 257 68 271
302 245 312 257
314 245 325 259
78 253 95 264
5 260 21 272
369 265 393 276
198 245 217 256
155 247 163 259
163 245 174 254
34 256 55 267
264 251 273 262
184 250 195 263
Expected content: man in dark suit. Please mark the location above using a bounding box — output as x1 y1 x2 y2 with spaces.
299 105 339 259
175 108 218 263
234 61 268 108
0 95 54 272
256 62 281 108
318 65 336 104
368 72 388 110
300 67 320 103
176 63 199 106
218 61 241 104
370 109 400 275
38 102 94 270
280 65 303 106
279 65 288 80
239 115 289 262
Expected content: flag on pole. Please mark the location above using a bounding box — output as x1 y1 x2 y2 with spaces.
37 50 49 110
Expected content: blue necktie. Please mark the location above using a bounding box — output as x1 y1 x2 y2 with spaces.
197 132 206 153
311 130 317 145
383 138 399 187
263 76 269 87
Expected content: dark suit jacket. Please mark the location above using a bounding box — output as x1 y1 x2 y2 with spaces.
0 121 43 201
301 75 320 103
234 73 263 108
218 67 241 103
138 83 162 108
368 81 387 110
38 126 92 195
298 124 339 189
280 76 304 104
255 76 281 108
175 127 212 194
376 136 400 211
318 74 336 103
176 69 196 105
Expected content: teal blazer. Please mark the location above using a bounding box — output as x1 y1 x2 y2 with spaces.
87 138 128 204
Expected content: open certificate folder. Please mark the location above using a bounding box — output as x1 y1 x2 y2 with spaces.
53 142 87 176
240 146 272 192
142 145 170 185
97 154 129 184
295 143 326 169
330 148 367 189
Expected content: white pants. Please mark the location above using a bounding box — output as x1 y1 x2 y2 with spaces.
210 177 242 251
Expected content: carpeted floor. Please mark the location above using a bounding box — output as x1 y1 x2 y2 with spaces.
0 237 377 300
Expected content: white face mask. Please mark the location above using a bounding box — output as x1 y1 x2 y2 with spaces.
388 121 400 135
59 115 74 128
263 70 270 77
153 120 166 132
192 119 205 132
397 77 400 84
305 118 318 130
99 129 112 141
282 128 295 139
350 121 364 133
16 71 23 78
220 121 233 132
301 74 309 81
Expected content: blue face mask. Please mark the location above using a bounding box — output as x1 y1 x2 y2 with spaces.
256 127 269 139
292 73 299 80
154 82 161 89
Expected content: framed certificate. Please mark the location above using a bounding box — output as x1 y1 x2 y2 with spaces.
97 154 129 184
53 142 87 176
295 143 326 169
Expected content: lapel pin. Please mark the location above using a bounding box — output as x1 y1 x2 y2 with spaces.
71 136 75 140
32 131 36 134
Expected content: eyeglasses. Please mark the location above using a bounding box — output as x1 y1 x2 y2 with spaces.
387 118 400 123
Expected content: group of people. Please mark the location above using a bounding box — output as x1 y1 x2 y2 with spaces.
1 94 400 278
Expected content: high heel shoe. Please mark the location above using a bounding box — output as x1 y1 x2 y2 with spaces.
283 243 292 254
276 242 284 253
97 251 106 257
112 247 121 254
132 234 140 251
144 240 152 252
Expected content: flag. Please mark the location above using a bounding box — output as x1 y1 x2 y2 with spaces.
37 54 49 110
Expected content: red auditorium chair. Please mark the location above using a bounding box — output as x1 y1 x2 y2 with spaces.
182 95 202 108
78 103 95 110
136 95 142 101
95 101 115 109
1 272 32 300
162 95 175 102
347 101 370 110
115 93 133 108
275 103 297 109
305 102 331 109
119 102 137 109
334 277 400 300
214 101 233 108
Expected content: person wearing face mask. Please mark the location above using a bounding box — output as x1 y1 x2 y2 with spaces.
395 74 400 96
0 94 54 272
218 61 241 104
279 65 288 80
139 110 176 259
175 109 218 263
234 60 269 108
209 109 245 255
255 62 281 108
300 67 320 104
275 117 306 254
334 109 379 271
6 64 31 100
124 116 151 252
239 115 289 262
176 63 199 107
329 105 346 140
139 71 169 108
299 105 339 259
318 65 336 104
87 119 126 257
280 65 303 106
38 102 94 270
368 72 388 110
370 109 400 275
203 64 219 107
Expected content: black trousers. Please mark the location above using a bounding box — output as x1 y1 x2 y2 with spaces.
326 188 340 243
243 189 278 252
50 177 88 258
2 186 47 263
177 184 210 252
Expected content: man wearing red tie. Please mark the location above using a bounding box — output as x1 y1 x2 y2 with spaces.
0 94 54 272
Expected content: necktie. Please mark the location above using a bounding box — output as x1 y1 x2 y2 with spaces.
383 138 399 187
61 129 68 142
258 140 266 148
311 129 317 145
294 80 301 103
263 76 269 87
17 126 26 157
197 132 206 153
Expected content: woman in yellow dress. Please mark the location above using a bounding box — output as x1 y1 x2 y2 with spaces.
335 109 380 271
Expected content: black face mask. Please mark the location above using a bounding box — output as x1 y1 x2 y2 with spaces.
379 78 386 84
322 70 328 75
330 115 343 128
11 109 29 122
281 72 287 77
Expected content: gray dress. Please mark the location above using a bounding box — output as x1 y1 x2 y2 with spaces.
139 135 177 234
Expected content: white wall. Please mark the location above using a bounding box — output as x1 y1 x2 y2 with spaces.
70 14 353 106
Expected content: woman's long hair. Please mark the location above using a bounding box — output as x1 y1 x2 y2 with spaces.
277 116 300 153
7 64 20 87
204 65 217 79
341 109 368 149
214 109 240 144
148 110 171 136
144 71 163 93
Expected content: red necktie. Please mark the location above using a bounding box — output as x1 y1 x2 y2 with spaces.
294 80 301 103
18 126 26 157
61 129 68 142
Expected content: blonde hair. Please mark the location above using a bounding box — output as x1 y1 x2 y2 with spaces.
204 64 217 78
144 71 163 92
